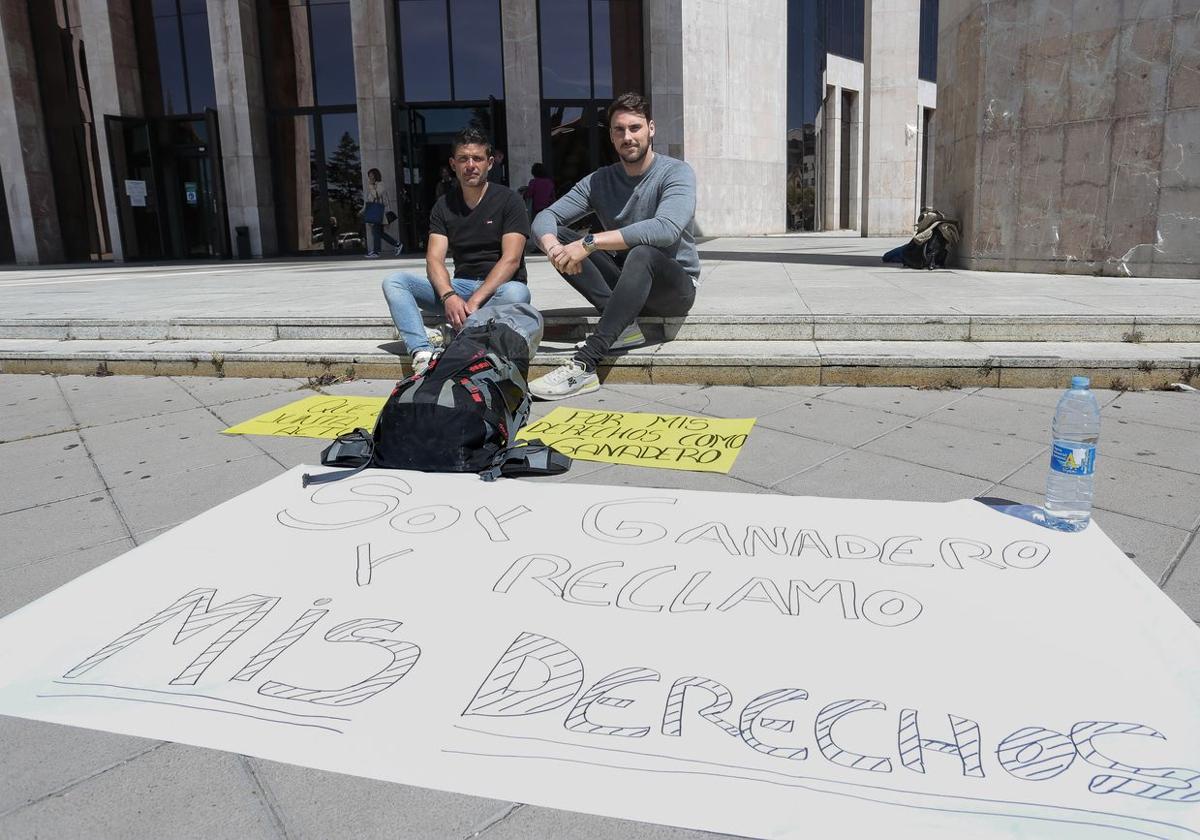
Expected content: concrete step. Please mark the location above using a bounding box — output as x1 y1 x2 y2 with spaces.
1 337 1196 389
1 314 1199 343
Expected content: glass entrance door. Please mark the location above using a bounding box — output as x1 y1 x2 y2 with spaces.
169 153 219 258
105 113 230 260
105 115 165 261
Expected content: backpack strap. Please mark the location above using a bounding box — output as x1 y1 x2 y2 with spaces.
300 371 412 486
479 438 572 482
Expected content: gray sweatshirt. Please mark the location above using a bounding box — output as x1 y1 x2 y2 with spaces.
532 153 701 283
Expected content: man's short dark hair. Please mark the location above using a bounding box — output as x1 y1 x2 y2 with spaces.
606 92 651 127
531 162 546 178
453 126 494 157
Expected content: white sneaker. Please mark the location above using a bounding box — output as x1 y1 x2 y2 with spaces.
574 321 645 352
394 244 404 256
529 359 600 401
365 252 379 259
411 350 438 376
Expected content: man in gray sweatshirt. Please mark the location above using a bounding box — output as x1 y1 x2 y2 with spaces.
528 92 700 400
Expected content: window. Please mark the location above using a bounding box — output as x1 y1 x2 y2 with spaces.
262 0 357 110
538 0 642 101
538 0 643 195
787 0 825 231
395 0 505 103
826 0 864 63
138 0 217 116
918 0 938 82
310 1 357 105
260 0 360 253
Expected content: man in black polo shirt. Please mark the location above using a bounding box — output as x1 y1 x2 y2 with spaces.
382 127 531 374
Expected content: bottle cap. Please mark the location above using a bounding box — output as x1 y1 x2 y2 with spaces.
1071 375 1090 390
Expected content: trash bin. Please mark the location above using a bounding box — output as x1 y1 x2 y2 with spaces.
235 226 251 260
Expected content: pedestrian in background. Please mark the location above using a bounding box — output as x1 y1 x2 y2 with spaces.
522 162 556 216
363 167 403 259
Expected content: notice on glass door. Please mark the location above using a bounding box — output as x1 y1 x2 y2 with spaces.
125 179 147 207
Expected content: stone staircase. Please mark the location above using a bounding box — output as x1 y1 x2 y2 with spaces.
2 314 1198 389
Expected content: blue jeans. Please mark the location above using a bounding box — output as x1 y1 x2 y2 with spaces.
381 271 532 353
369 223 400 254
882 245 906 264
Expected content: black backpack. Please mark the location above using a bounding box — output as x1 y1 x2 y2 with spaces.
303 304 569 485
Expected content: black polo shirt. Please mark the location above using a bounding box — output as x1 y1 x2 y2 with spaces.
430 183 530 283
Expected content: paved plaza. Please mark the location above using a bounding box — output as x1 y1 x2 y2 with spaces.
1 372 1197 839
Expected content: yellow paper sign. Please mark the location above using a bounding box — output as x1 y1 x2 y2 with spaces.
222 395 386 439
517 407 755 473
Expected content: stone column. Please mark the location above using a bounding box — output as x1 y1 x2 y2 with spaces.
351 0 400 227
645 0 683 158
0 0 63 263
860 0 921 235
822 86 842 229
934 0 1199 278
678 0 787 235
75 0 141 262
209 0 277 257
500 0 542 195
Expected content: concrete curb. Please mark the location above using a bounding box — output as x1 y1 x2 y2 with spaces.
1 341 1195 389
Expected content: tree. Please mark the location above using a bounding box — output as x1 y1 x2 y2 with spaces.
325 131 362 212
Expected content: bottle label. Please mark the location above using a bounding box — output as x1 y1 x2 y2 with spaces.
1050 443 1096 476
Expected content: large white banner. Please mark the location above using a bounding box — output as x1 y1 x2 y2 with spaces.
0 468 1198 839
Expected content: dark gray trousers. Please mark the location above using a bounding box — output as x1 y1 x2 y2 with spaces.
553 226 695 368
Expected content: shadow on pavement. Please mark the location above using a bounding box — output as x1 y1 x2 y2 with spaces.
697 249 885 267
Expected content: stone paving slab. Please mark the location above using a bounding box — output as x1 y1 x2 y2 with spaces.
0 744 281 839
0 716 158 817
0 374 76 443
2 493 130 569
248 758 513 840
0 375 1197 839
0 431 104 515
0 538 134 620
1164 537 1200 621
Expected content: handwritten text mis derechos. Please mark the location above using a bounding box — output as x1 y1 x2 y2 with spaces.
53 476 1200 804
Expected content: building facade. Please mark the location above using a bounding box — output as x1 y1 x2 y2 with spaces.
0 0 938 264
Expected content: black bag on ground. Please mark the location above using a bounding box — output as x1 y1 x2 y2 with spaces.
303 303 570 484
901 208 961 270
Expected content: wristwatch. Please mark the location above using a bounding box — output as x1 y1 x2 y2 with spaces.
582 233 597 254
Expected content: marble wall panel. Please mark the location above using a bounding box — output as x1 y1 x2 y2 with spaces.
500 0 542 192
1154 185 1200 275
1067 26 1120 122
1020 35 1072 128
1168 11 1200 109
210 0 276 256
1113 16 1173 117
934 0 1200 276
0 0 62 262
1015 125 1066 258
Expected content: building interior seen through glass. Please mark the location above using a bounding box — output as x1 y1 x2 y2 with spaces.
394 0 505 250
539 0 643 201
103 0 226 260
262 0 359 254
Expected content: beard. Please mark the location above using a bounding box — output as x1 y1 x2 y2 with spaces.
619 141 649 163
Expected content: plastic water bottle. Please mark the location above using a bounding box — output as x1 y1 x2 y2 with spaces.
1044 376 1101 531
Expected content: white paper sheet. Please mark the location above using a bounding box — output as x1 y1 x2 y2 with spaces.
1 467 1197 839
